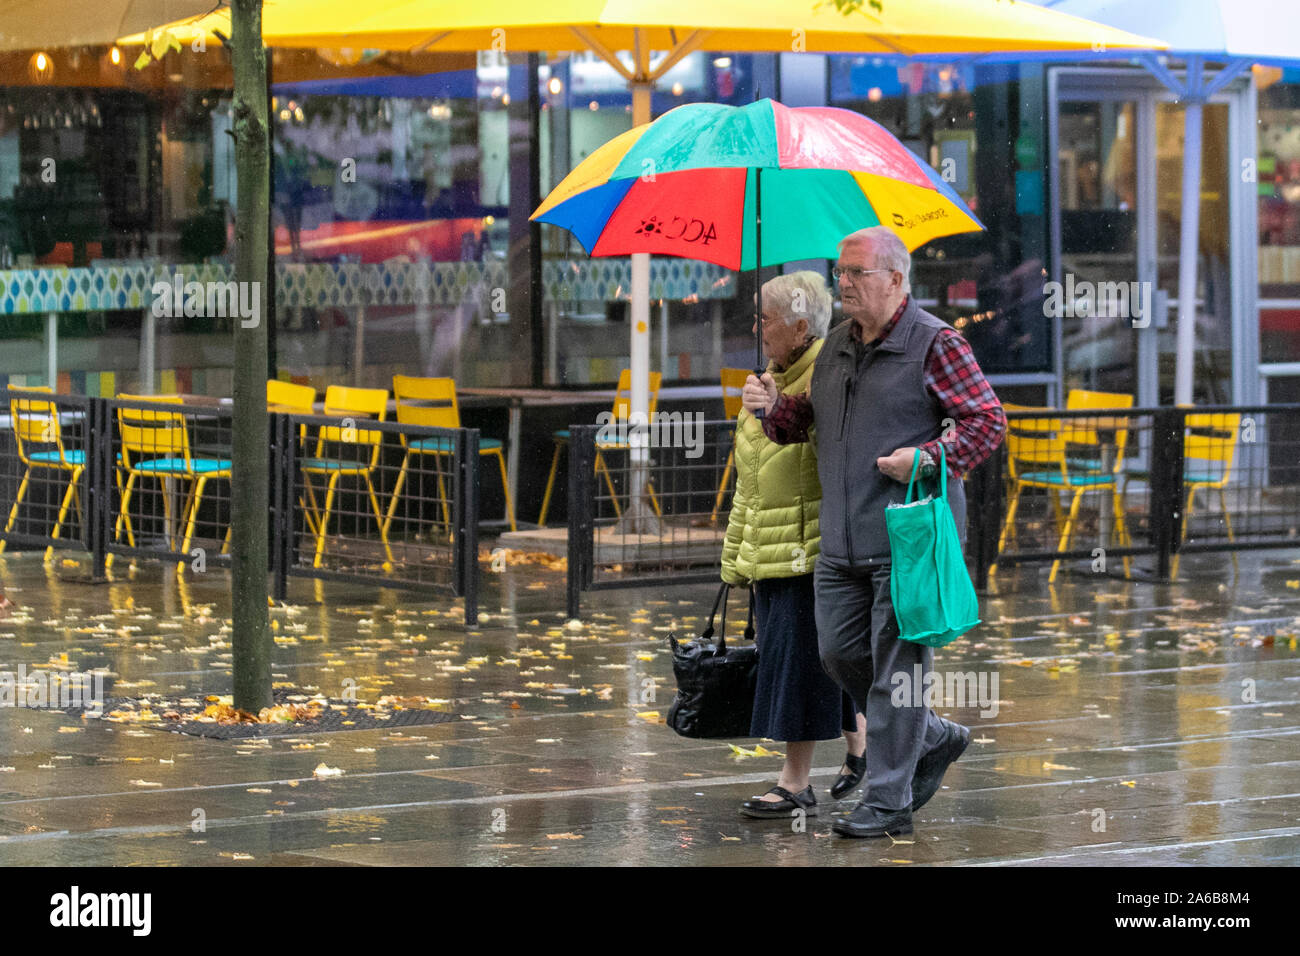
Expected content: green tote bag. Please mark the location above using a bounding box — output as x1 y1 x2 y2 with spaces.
884 446 981 648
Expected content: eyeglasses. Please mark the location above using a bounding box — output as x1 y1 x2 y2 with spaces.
832 265 893 283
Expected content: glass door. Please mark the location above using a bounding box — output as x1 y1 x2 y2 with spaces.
1051 68 1245 409
1054 96 1143 398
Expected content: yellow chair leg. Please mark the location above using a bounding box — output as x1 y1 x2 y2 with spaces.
645 479 663 517
1171 485 1197 580
594 451 622 518
991 485 1023 576
1049 490 1084 584
491 449 516 532
1219 488 1239 574
1050 489 1065 537
114 472 138 548
536 441 564 527
312 474 339 569
363 473 395 566
178 476 208 571
435 469 452 533
45 466 83 562
303 473 324 543
1 468 33 553
382 452 412 537
710 449 735 525
1111 488 1132 579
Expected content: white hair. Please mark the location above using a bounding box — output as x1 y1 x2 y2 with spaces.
839 225 912 294
760 270 832 339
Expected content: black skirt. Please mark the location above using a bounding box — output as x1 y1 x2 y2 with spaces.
749 572 858 742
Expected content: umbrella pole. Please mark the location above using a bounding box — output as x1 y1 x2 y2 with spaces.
754 166 765 390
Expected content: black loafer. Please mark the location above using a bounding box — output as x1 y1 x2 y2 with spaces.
831 802 913 838
740 785 818 819
829 751 867 799
910 719 970 812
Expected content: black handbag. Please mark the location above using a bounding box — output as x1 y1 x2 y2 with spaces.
665 583 758 739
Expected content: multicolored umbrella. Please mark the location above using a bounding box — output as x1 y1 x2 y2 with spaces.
531 98 984 270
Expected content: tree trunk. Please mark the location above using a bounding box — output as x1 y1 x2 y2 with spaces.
229 0 271 713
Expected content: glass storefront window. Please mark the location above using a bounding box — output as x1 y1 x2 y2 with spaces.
1258 71 1300 366
830 57 1051 379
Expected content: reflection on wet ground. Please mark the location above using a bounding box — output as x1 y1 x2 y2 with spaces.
0 548 1297 866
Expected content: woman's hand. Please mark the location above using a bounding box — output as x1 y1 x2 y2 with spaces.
742 373 779 414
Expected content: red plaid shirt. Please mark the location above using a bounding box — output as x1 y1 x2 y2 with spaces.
764 297 1005 475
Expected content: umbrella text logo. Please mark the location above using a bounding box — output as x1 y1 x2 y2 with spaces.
634 216 718 245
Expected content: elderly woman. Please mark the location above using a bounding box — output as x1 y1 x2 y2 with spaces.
722 271 867 819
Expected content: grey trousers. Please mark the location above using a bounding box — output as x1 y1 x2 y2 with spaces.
814 556 948 811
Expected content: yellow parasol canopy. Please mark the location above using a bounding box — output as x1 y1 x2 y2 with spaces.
121 0 1166 58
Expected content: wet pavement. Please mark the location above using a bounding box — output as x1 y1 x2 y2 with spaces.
0 547 1298 866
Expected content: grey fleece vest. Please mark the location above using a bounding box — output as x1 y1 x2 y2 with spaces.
808 295 966 566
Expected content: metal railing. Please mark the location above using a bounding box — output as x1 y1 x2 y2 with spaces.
566 419 738 616
970 404 1300 585
564 405 1300 615
0 395 480 623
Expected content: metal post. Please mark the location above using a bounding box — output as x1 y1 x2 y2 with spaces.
1149 407 1185 580
270 411 291 601
566 424 595 619
87 397 110 581
1175 57 1204 407
968 442 1004 591
44 312 57 389
461 428 480 626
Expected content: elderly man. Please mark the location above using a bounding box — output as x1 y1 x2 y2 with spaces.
742 226 1005 838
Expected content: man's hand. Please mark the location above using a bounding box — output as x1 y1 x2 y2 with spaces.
877 447 922 483
742 373 779 415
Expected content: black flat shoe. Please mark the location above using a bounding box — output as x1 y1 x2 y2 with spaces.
739 785 818 819
911 719 970 812
830 750 866 799
831 802 913 839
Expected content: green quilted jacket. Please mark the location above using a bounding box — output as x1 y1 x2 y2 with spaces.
720 337 822 584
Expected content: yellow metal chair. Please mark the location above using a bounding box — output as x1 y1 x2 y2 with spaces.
268 378 320 534
993 403 1131 583
300 385 394 569
1172 412 1241 577
112 394 231 570
710 368 750 525
1063 389 1135 473
383 375 516 536
1 385 83 558
536 369 663 526
1124 410 1241 578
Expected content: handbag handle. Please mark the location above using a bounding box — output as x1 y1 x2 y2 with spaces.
715 585 756 653
904 444 948 504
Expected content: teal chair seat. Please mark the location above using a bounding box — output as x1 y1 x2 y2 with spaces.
409 435 503 453
133 457 230 474
300 457 372 473
29 449 85 466
1019 470 1115 487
